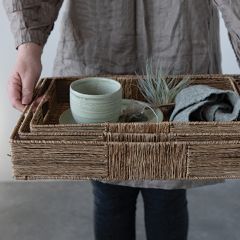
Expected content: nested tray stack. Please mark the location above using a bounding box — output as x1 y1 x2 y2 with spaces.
10 75 240 180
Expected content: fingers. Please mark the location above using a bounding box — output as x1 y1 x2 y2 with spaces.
8 71 38 112
21 75 36 105
8 73 45 113
8 73 26 112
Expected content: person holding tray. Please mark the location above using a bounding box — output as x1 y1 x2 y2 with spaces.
4 1 240 240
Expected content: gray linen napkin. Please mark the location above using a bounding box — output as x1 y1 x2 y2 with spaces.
170 85 240 122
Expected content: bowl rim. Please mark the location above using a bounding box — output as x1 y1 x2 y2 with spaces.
70 77 122 99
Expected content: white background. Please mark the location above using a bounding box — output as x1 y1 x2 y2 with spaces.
0 3 239 181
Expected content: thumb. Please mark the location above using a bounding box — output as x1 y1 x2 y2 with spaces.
21 76 36 105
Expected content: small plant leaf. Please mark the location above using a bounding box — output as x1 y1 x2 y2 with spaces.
137 60 191 106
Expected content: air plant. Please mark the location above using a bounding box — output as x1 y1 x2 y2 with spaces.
137 60 191 107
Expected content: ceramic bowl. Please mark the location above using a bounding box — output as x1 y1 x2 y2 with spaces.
70 77 122 123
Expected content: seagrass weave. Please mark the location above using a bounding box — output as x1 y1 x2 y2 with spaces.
10 75 240 180
233 75 240 92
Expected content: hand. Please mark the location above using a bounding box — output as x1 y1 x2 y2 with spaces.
8 43 43 112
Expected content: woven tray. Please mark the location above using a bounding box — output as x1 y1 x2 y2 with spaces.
21 75 240 141
10 75 240 180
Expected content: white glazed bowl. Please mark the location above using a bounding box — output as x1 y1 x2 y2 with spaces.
70 77 122 123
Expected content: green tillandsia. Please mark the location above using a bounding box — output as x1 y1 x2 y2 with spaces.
137 60 191 106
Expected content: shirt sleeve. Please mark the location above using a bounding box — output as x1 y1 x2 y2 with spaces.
3 0 63 49
213 0 240 67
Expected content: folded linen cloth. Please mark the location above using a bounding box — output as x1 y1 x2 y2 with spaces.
170 85 240 122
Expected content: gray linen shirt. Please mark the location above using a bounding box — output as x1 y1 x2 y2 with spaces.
4 0 240 189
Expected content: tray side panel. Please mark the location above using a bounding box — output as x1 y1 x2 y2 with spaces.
11 142 108 179
108 142 188 180
188 143 240 178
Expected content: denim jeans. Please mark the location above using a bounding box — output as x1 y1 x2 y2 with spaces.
92 181 188 240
